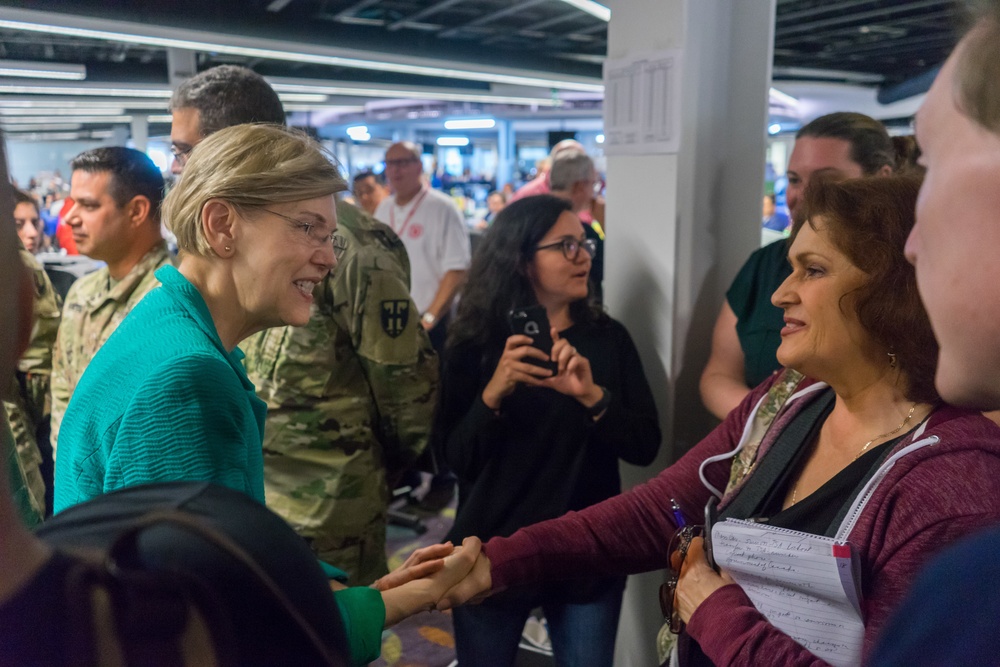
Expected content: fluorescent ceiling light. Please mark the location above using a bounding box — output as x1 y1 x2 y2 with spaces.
557 0 611 22
0 83 171 97
7 131 88 140
0 9 604 93
444 118 496 130
277 93 328 102
0 115 132 124
284 104 366 113
768 123 782 135
270 80 562 107
2 124 82 132
0 106 124 116
0 82 324 104
346 125 372 141
769 87 799 108
595 133 605 144
437 137 470 147
0 98 166 109
0 59 86 80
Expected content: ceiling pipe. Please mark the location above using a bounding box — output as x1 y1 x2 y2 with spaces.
877 65 941 104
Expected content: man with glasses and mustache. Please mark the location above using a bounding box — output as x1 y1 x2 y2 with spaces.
376 141 471 351
170 65 439 586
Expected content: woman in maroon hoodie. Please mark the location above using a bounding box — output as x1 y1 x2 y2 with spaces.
437 175 1000 666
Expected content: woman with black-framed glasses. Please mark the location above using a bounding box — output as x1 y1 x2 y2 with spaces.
435 194 661 666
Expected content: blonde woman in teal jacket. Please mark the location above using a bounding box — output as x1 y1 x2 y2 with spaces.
53 124 478 665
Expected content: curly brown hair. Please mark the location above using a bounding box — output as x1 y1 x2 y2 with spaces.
793 175 940 404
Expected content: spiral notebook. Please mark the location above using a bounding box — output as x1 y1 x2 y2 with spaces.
712 518 864 667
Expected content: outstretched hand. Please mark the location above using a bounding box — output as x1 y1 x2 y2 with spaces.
381 537 484 627
436 551 493 610
371 542 455 591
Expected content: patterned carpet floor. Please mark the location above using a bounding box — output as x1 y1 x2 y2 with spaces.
373 488 555 667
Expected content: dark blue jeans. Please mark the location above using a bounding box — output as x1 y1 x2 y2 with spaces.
452 577 626 667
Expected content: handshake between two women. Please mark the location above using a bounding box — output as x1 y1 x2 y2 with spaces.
371 538 493 626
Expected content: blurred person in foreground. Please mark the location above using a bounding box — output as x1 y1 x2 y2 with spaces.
51 123 476 665
167 64 438 584
434 176 1000 666
871 2 1000 663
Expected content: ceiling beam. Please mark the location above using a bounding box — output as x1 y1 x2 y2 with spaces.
266 0 296 12
776 0 882 24
776 0 953 38
437 0 548 38
387 0 465 31
0 7 603 92
775 8 955 47
331 0 382 20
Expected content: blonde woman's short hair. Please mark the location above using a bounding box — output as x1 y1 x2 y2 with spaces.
163 124 346 256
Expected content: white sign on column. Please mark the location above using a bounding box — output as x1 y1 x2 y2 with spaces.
603 50 683 156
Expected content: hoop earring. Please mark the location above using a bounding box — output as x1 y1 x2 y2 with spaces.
888 351 898 369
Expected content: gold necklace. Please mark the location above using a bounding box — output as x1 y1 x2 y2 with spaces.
790 403 919 506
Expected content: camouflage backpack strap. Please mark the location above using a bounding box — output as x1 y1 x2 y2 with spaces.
724 368 805 496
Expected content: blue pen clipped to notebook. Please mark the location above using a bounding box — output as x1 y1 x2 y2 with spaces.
670 498 687 527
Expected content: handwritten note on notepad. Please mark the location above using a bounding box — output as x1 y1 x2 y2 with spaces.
712 519 864 667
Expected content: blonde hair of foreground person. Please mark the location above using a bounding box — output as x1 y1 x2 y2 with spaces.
164 123 346 256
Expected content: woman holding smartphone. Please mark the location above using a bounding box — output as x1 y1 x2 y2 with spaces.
435 194 661 666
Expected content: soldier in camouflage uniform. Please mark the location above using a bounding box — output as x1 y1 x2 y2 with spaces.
170 65 439 584
243 201 438 584
50 148 169 451
2 235 60 519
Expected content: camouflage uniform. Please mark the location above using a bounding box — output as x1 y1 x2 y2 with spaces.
243 202 439 585
2 404 41 528
50 242 172 452
2 247 61 518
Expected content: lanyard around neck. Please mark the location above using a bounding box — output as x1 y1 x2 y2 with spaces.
389 187 429 238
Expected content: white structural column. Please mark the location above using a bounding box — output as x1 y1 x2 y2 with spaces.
167 47 197 87
495 119 515 190
603 1 775 665
130 115 149 153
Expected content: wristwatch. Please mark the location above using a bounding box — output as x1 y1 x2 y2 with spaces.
421 312 437 327
586 386 611 417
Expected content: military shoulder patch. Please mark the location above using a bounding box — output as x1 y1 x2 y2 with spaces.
380 299 410 337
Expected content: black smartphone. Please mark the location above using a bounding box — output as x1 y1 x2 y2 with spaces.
507 305 558 372
704 496 719 571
